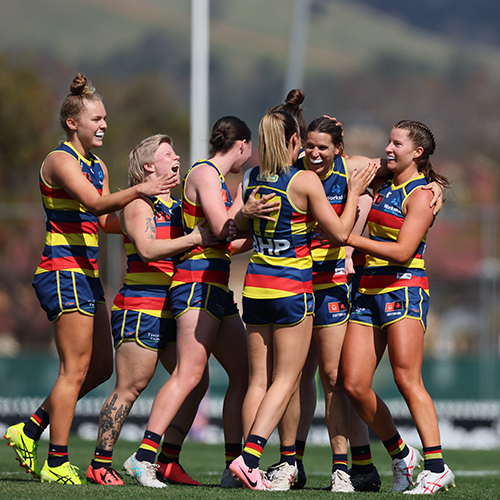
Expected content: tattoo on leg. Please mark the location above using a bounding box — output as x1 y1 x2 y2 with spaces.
97 393 131 449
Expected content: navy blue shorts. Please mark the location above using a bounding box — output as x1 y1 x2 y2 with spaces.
170 282 239 322
243 293 314 327
349 287 429 331
32 270 105 322
111 309 176 351
313 284 350 327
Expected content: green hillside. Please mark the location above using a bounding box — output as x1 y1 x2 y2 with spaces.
3 0 500 82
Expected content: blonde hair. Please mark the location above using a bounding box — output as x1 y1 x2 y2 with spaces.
59 73 102 134
128 134 172 187
258 111 298 176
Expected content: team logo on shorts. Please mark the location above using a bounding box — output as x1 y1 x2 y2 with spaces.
328 302 347 314
385 300 403 313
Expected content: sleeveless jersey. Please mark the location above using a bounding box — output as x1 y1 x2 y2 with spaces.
170 160 232 291
35 142 104 278
112 196 183 318
359 173 430 294
296 154 348 290
242 165 316 299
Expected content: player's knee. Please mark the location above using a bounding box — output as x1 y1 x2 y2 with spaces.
194 370 210 397
392 370 415 397
178 368 206 395
343 377 364 403
75 370 88 388
125 380 149 400
320 368 341 391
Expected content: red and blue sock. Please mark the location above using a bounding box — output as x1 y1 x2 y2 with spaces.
332 453 348 473
224 442 242 469
423 445 445 473
136 430 161 464
350 444 375 473
91 447 113 469
295 439 306 467
242 434 267 470
383 432 409 460
280 444 296 466
24 406 49 441
157 442 181 465
47 443 68 467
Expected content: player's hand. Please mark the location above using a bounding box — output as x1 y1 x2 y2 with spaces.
422 182 444 215
139 172 179 197
241 187 280 221
190 219 219 247
349 163 377 197
345 255 354 280
322 115 344 137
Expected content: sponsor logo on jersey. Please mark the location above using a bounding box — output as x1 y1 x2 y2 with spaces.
383 203 402 215
257 173 279 183
397 272 412 280
254 236 291 255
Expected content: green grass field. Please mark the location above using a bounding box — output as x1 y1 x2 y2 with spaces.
1 437 499 499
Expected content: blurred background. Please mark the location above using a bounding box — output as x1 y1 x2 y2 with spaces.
0 0 499 448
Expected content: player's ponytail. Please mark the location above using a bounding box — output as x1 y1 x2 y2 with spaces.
258 110 298 176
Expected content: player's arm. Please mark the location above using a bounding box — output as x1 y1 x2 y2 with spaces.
189 164 233 240
230 237 254 254
346 155 443 213
44 152 178 217
344 190 372 277
96 161 121 233
295 166 376 245
347 188 434 264
122 199 218 262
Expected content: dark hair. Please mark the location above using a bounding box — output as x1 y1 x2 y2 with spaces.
209 116 251 155
268 89 307 143
394 120 451 189
59 73 102 134
306 116 344 155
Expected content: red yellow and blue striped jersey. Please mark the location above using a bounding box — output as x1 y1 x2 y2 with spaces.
171 160 233 291
359 173 430 295
112 196 183 318
296 154 348 289
242 165 316 299
35 142 104 278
